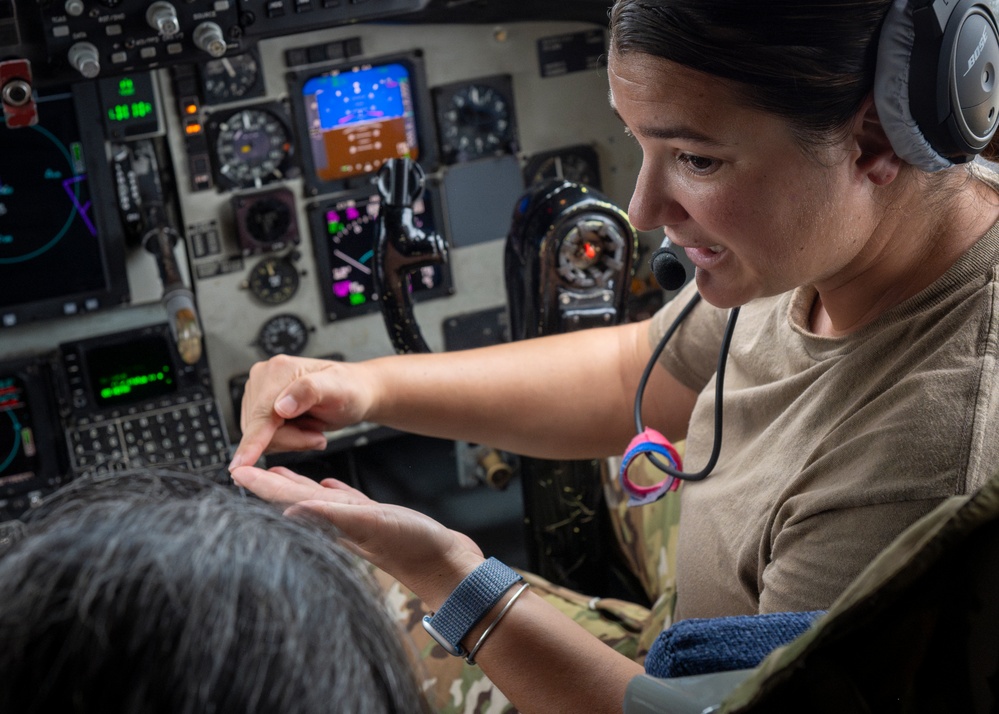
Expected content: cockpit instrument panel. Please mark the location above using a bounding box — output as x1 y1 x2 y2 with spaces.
434 74 518 165
207 103 298 190
0 86 128 328
308 187 452 321
288 51 438 197
199 50 266 106
0 356 69 512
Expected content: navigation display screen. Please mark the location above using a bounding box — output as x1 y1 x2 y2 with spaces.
0 93 104 306
308 188 452 321
0 86 127 327
0 374 41 487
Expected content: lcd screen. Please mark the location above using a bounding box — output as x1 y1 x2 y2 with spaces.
0 85 127 326
309 188 452 321
0 93 105 306
301 61 420 183
84 334 177 408
0 375 41 487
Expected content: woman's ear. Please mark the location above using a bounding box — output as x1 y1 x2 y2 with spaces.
852 94 903 186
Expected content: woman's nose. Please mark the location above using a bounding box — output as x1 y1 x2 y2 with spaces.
628 163 688 232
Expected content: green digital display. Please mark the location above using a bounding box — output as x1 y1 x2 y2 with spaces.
98 368 171 401
106 101 154 123
85 335 176 407
97 72 160 139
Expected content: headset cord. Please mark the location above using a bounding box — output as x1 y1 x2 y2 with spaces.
633 292 740 481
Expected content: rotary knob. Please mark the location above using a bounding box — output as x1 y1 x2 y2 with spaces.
194 22 228 58
146 2 180 37
68 42 101 78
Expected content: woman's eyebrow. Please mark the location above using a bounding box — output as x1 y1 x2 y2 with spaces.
610 106 727 146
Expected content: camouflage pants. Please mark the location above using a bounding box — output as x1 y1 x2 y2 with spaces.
372 459 683 713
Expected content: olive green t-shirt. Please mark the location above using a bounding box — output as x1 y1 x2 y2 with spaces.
650 166 999 620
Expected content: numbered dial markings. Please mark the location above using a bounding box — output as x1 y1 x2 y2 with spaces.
200 53 263 105
256 313 309 356
435 76 517 164
245 257 300 305
211 107 293 189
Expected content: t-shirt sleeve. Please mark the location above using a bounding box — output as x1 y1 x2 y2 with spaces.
758 498 944 613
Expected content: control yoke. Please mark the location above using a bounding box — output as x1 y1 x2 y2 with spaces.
375 158 450 354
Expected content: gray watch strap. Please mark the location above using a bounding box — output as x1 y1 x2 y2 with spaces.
422 557 522 657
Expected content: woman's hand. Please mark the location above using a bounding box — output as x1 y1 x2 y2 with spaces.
229 355 377 470
230 465 484 607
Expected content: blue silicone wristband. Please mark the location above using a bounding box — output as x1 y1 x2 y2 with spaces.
422 557 522 657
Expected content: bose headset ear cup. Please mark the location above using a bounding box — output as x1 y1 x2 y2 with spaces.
875 0 999 169
949 5 999 150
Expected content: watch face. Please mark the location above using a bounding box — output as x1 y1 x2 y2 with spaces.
524 144 601 190
434 75 518 164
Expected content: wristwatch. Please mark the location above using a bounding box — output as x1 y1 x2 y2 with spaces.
422 557 522 657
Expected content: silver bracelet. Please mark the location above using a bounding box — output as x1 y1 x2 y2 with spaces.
464 581 531 665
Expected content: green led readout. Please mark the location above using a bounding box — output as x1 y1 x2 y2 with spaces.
99 365 172 401
98 73 160 137
107 101 154 123
105 76 151 122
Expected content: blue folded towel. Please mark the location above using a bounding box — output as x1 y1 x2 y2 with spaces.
645 610 824 678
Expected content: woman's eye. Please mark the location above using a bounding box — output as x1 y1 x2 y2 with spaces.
680 153 714 172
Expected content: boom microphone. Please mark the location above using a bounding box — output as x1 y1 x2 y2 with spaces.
650 238 687 291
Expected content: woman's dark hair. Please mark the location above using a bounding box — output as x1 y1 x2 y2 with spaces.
0 470 430 714
609 0 999 162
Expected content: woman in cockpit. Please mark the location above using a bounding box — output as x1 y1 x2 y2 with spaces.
230 0 999 710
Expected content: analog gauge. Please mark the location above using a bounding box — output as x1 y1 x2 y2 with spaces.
557 215 627 288
200 52 264 105
232 186 299 255
256 313 309 357
435 75 517 164
210 106 294 190
524 144 601 190
245 256 300 305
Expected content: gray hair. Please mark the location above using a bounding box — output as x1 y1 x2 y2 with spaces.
0 470 429 714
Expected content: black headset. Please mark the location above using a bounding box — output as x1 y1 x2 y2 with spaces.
897 0 999 161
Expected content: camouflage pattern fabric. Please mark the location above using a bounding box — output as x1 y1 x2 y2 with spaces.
371 455 684 713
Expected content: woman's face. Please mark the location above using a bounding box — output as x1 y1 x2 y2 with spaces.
609 51 874 308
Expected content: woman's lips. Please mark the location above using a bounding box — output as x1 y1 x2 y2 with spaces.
683 244 726 269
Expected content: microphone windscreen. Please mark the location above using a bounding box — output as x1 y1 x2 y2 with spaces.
650 249 687 291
